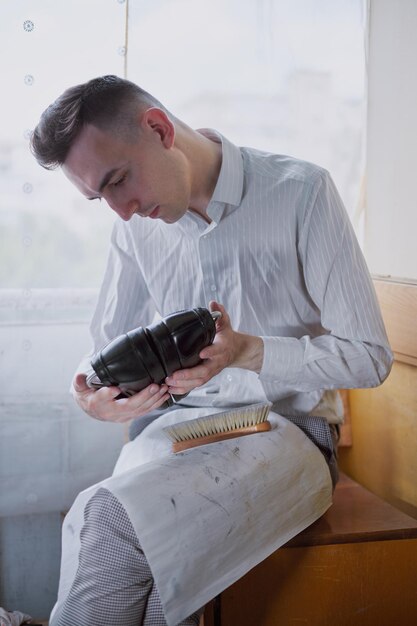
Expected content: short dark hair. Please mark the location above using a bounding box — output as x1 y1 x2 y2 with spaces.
30 75 165 170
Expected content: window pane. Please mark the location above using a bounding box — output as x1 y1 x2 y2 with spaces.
127 0 366 219
0 0 127 288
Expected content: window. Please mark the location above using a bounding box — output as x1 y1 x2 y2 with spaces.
128 0 366 223
0 0 366 289
0 0 126 289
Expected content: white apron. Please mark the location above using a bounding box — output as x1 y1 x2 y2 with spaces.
52 410 332 626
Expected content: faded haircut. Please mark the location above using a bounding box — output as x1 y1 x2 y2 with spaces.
30 75 167 170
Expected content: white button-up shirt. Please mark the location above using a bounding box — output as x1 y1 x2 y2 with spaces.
89 130 392 422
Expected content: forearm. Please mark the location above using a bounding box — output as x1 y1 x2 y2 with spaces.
259 333 393 391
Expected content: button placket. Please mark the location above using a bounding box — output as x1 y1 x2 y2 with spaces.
199 230 218 302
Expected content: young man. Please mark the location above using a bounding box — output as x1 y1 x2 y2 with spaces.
31 75 392 626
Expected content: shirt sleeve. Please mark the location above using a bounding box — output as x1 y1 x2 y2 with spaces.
259 169 393 391
89 220 157 353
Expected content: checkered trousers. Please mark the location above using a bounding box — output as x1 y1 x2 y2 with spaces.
50 487 201 626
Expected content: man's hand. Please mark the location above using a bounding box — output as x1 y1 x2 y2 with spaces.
72 373 170 423
165 301 264 396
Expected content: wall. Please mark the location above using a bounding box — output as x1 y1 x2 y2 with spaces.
0 290 125 618
340 1 417 513
364 0 417 279
0 2 126 618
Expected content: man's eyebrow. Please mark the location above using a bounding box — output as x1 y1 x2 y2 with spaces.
85 167 123 200
98 168 120 194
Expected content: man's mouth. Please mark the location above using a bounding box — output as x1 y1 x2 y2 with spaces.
148 205 160 219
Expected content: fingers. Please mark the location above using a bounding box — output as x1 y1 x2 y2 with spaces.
73 302 233 419
72 378 170 423
165 368 201 394
114 384 170 418
208 300 230 331
165 355 225 395
164 304 235 394
73 372 89 393
209 300 225 314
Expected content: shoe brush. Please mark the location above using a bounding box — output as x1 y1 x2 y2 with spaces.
163 402 272 452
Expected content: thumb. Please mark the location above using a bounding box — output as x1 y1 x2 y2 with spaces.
73 372 89 393
208 301 229 330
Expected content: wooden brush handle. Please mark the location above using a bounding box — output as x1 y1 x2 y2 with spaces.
172 420 271 453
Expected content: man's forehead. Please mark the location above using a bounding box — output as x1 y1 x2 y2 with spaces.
61 158 96 197
62 125 120 195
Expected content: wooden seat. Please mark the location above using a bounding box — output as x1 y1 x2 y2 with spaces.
287 472 417 546
203 473 417 626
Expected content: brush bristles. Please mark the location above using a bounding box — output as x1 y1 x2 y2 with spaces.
163 402 272 443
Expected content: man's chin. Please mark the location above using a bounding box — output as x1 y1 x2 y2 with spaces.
161 211 185 224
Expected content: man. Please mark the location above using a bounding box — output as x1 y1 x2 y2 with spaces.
31 75 392 626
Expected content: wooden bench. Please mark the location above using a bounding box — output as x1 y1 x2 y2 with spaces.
203 277 417 626
202 473 417 626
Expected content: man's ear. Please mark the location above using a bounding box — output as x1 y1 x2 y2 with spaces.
141 107 175 148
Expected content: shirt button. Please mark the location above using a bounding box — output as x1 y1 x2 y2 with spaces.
210 284 217 292
227 374 233 382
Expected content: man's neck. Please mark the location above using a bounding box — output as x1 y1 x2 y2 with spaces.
177 126 223 223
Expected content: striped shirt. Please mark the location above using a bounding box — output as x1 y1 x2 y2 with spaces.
89 130 392 423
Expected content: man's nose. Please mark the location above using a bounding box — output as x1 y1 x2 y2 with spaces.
107 200 138 222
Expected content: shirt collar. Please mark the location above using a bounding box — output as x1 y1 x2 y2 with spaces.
176 129 244 233
197 128 244 209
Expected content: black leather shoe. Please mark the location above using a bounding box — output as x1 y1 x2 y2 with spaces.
86 307 220 406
